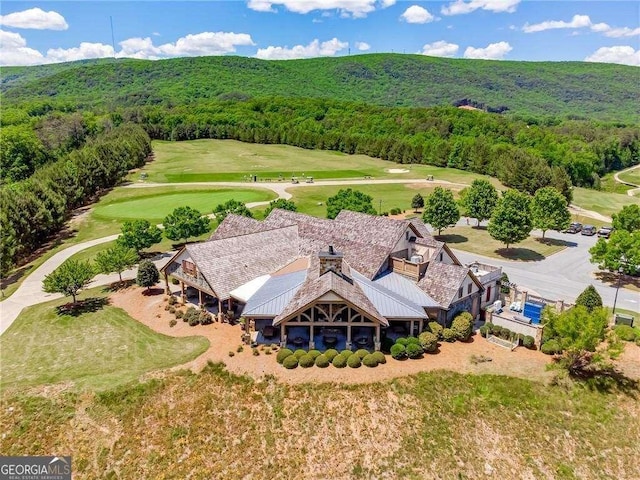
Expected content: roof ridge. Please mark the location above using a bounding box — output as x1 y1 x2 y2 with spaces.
353 270 428 316
243 273 307 314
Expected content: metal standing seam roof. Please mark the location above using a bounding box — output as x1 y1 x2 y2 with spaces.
351 270 428 319
242 270 308 317
373 271 441 308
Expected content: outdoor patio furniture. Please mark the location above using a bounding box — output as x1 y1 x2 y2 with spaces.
355 337 370 348
263 326 276 338
293 337 305 347
323 335 338 347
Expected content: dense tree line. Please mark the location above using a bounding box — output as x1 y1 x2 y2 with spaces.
0 124 151 273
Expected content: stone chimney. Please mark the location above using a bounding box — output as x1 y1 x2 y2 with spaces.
318 245 343 276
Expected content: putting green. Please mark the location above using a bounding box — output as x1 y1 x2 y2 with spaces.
93 189 276 221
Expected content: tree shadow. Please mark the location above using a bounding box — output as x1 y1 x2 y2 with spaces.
1 264 33 291
594 271 640 291
535 237 577 248
142 287 165 296
574 367 638 397
56 297 110 316
102 280 136 292
436 234 468 244
495 248 545 262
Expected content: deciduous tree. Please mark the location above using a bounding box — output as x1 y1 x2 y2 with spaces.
589 230 640 275
163 206 210 243
612 204 640 233
43 260 94 304
530 187 571 239
461 179 498 226
117 219 162 255
326 188 376 219
487 190 532 249
95 244 138 283
263 198 297 217
422 187 460 235
213 199 254 224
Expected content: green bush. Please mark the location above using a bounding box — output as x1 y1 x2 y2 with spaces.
332 354 348 368
324 349 339 362
315 354 330 368
541 339 563 355
299 354 315 368
307 349 322 360
362 354 378 367
490 324 503 336
188 316 200 327
479 325 489 337
237 345 244 353
277 348 294 364
282 355 299 369
228 351 235 357
406 343 424 359
456 311 474 323
428 322 443 339
169 319 177 328
614 325 638 342
175 310 184 319
396 337 409 346
406 336 420 345
252 348 259 356
442 328 457 342
341 349 354 358
381 337 395 352
347 355 362 368
169 306 176 314
390 343 406 359
390 207 402 215
451 315 473 341
168 296 177 305
418 331 438 353
294 349 307 359
523 335 536 349
372 351 386 364
355 349 369 360
199 311 213 325
171 278 180 285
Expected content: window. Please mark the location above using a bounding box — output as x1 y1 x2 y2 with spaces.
467 283 472 295
458 287 463 298
439 253 443 262
182 260 197 276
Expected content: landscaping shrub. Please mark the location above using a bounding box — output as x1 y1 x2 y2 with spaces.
341 349 354 358
164 305 170 311
324 349 339 362
294 349 307 359
479 325 489 338
442 328 457 342
169 319 177 328
315 354 330 368
396 338 409 347
277 348 294 364
188 316 200 327
381 337 394 352
390 343 407 359
456 311 474 323
183 307 199 325
168 306 176 314
237 345 244 353
614 325 639 342
406 343 424 359
389 207 402 215
199 311 213 325
307 349 322 360
171 278 180 285
252 348 259 356
299 354 315 368
428 322 443 339
355 349 369 360
418 331 438 353
282 355 299 369
406 336 420 345
347 355 362 368
372 351 386 364
175 310 184 319
228 351 235 357
541 339 563 355
362 354 378 367
451 315 473 341
332 354 348 368
490 324 503 336
168 296 177 305
265 348 272 355
523 336 536 349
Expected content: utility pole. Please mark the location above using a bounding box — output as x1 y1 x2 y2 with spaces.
110 16 116 57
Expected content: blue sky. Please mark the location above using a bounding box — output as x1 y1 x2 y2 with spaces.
1 1 638 66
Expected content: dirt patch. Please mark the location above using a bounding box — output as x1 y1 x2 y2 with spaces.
111 286 555 384
615 342 640 381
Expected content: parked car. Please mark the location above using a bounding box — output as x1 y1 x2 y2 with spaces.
566 222 582 233
597 226 613 238
581 225 597 236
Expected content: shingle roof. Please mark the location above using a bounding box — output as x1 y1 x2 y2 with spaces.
242 270 307 317
418 263 470 307
273 270 387 326
409 218 432 239
373 271 440 308
186 225 300 300
334 210 411 248
210 214 263 240
351 271 428 319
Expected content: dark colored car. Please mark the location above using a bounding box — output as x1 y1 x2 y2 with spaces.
581 225 597 236
566 222 582 233
597 226 613 238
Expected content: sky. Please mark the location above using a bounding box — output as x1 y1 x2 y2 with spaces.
0 1 639 66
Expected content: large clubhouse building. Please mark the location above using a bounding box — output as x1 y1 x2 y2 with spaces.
161 209 502 351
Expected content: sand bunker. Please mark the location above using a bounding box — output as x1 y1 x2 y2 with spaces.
386 168 410 173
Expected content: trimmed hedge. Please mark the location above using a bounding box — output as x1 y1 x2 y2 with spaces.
315 354 330 368
418 331 438 353
406 336 420 345
307 349 322 360
523 335 536 349
451 314 473 341
428 322 443 339
406 343 424 359
541 339 563 355
341 349 354 358
294 349 307 359
372 351 386 364
324 349 339 362
355 349 370 360
347 355 362 368
362 354 378 367
282 355 299 369
442 328 457 342
332 354 348 368
396 337 409 346
277 348 294 364
390 343 406 359
299 354 315 368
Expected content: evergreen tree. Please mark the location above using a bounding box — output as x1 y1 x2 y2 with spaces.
163 206 210 243
411 193 424 213
575 285 603 312
487 190 532 249
422 187 460 235
117 219 163 255
530 187 571 239
326 188 376 219
136 260 160 291
461 179 498 227
43 260 94 304
95 244 138 283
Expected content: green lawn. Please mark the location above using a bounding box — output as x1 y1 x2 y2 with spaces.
572 187 639 218
618 167 640 185
598 172 634 195
137 139 499 185
0 288 209 391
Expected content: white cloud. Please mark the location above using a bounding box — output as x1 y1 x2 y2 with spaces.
463 41 512 60
585 45 640 66
355 41 371 51
256 38 348 60
601 26 640 38
420 40 459 57
400 5 434 24
157 32 254 56
442 0 520 16
0 30 44 65
247 0 392 18
0 7 68 30
118 37 161 59
523 14 592 33
46 42 115 63
152 32 161 37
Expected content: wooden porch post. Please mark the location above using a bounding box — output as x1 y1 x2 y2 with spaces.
180 281 186 304
410 320 415 336
309 324 315 350
375 324 380 343
418 319 424 334
198 289 203 309
280 324 286 347
164 272 170 295
217 297 223 322
347 324 352 349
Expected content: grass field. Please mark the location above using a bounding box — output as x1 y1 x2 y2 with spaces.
598 172 634 195
137 139 500 185
0 287 209 391
572 187 639 218
618 167 640 186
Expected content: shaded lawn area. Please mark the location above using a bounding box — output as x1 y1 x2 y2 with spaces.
0 287 209 391
572 187 638 218
438 226 572 261
594 271 640 293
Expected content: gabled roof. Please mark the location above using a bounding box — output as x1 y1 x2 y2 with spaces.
373 271 440 308
273 269 387 326
418 263 473 307
186 225 300 300
210 214 263 240
334 210 418 248
409 218 431 239
242 270 307 317
351 271 428 319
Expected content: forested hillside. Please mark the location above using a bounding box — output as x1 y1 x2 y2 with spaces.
2 54 638 122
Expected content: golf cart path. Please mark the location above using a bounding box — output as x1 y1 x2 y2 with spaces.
614 164 640 197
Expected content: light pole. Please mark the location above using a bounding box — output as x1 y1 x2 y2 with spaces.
612 265 624 315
